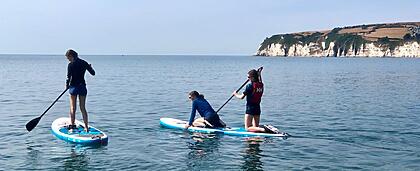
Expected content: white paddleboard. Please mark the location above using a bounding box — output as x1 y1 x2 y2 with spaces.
51 117 108 145
160 117 289 137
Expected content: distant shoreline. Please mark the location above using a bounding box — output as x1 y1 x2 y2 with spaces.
2 54 420 59
256 22 420 58
0 54 252 57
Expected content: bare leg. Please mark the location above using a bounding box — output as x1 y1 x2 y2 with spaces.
192 118 206 127
252 115 260 127
69 95 77 126
245 114 265 132
79 95 89 132
244 114 253 130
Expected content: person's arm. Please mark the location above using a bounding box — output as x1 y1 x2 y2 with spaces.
233 91 246 99
233 83 251 99
257 66 263 83
85 61 95 76
66 64 72 88
186 101 197 128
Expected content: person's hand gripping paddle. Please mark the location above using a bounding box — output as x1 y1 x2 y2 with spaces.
216 66 263 114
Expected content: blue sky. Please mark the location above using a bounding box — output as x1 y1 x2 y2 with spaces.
0 0 419 55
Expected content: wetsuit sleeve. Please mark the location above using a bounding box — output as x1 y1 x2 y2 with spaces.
66 63 72 87
243 83 252 96
188 101 197 126
85 61 95 76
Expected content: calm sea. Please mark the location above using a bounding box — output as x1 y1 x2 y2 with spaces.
0 55 420 170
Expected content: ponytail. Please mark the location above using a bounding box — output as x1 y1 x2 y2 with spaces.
189 91 204 99
248 69 260 82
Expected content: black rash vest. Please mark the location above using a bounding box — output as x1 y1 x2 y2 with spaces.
66 57 95 86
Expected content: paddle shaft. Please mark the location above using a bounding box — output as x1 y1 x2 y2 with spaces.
26 87 69 132
215 67 263 114
39 88 69 118
215 80 249 113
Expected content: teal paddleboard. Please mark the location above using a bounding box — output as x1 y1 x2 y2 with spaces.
51 117 108 145
160 117 289 137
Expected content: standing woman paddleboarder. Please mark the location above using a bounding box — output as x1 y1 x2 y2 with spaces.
65 49 95 132
233 69 278 133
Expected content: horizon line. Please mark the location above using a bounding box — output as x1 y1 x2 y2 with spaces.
0 53 253 56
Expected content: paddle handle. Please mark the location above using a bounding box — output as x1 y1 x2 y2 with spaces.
39 88 69 118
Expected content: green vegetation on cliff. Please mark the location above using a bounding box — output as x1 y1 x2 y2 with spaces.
331 33 367 56
258 32 323 56
258 22 420 56
376 37 403 53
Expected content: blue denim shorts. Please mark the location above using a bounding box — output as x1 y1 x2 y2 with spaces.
69 84 87 96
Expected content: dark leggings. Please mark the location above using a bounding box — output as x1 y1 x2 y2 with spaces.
205 114 224 128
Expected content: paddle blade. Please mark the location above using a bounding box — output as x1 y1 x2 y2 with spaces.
26 117 41 132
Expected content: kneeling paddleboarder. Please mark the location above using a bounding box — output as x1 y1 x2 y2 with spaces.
185 91 226 129
233 68 279 134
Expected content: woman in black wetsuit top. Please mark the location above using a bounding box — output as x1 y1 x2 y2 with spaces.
65 49 95 132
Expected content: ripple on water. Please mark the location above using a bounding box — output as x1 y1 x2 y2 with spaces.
1 56 420 170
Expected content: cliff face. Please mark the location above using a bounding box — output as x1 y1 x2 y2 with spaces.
256 22 420 57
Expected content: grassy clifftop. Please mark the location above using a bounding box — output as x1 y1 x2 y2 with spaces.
258 22 420 57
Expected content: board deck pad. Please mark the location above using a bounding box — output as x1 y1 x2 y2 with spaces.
51 117 108 145
160 117 289 138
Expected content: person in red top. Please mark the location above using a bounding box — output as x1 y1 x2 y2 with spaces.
233 69 276 133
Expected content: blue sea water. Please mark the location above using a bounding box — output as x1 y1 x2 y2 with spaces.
0 55 420 170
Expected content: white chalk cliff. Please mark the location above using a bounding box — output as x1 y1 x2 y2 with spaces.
256 22 420 57
256 41 420 57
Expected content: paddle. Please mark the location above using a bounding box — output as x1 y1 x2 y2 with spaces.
215 66 263 114
25 88 69 132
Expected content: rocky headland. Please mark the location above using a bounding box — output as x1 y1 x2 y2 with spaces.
256 22 420 57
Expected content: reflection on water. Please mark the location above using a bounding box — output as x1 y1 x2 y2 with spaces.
184 133 277 171
241 138 264 171
25 145 42 169
25 141 108 171
186 133 221 170
60 144 107 171
62 146 89 171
